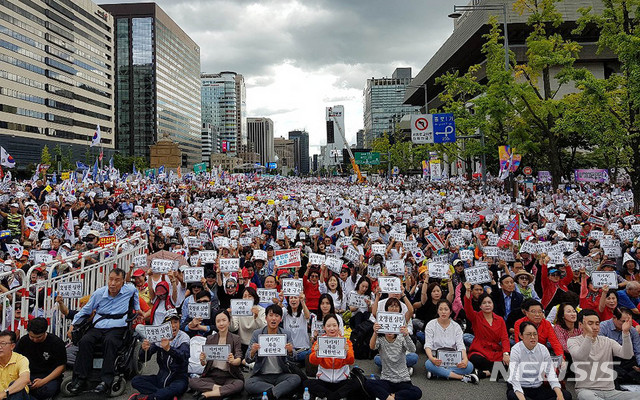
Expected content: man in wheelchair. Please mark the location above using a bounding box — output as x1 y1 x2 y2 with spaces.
67 268 140 395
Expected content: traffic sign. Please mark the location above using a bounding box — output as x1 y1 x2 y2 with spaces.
354 152 380 165
411 113 456 144
193 163 207 174
523 166 532 176
411 114 433 144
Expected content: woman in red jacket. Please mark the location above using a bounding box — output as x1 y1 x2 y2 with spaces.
463 282 510 379
305 314 358 400
540 256 574 313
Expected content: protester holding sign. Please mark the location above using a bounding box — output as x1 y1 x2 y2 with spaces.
230 287 266 358
366 317 422 400
552 303 583 358
188 310 244 399
540 258 575 314
424 299 477 383
463 282 510 379
147 280 176 326
302 266 321 312
513 299 565 360
371 297 418 373
347 276 374 329
311 294 344 342
319 273 346 314
182 290 216 338
244 304 300 400
132 309 190 400
306 314 357 400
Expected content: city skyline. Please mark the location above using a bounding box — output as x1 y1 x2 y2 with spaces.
97 0 455 156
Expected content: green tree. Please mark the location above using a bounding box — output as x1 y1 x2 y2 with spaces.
572 0 640 211
40 145 52 176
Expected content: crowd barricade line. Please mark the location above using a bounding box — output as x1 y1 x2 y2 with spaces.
19 233 147 339
0 269 28 334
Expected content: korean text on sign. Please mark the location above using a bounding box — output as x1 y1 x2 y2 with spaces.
258 334 287 356
317 337 346 358
183 267 204 283
58 282 83 298
377 276 402 294
591 271 618 289
203 344 230 361
438 350 462 368
188 303 211 319
144 323 173 343
151 259 173 274
281 278 303 296
231 299 253 316
376 311 404 334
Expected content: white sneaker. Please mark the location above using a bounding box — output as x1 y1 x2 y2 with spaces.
426 370 432 379
461 373 479 384
408 367 414 376
247 362 255 370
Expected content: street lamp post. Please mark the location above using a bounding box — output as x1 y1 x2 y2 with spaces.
449 1 512 200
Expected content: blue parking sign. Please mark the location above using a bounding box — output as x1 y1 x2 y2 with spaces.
433 113 456 143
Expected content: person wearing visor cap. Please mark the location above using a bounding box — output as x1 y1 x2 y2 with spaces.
132 308 190 400
540 253 575 314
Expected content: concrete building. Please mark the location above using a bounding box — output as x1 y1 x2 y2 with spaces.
274 136 295 174
0 0 115 168
210 153 241 171
324 105 346 168
288 130 309 175
356 129 365 149
404 0 612 112
363 67 422 147
201 123 217 168
201 71 246 156
102 2 201 167
247 117 274 166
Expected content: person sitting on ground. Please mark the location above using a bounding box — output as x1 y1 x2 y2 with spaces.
244 304 300 400
189 310 244 400
423 299 478 383
305 314 357 400
230 287 266 357
0 330 30 400
552 303 582 360
513 299 564 359
131 309 190 400
568 309 637 400
616 282 640 321
463 282 510 379
507 321 572 400
597 307 640 385
14 318 66 400
365 312 422 400
182 290 216 338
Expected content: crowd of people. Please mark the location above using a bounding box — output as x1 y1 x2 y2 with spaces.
0 172 639 400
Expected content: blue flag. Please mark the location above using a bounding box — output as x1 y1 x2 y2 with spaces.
132 163 138 175
76 161 89 171
158 165 165 176
109 156 114 170
51 172 57 184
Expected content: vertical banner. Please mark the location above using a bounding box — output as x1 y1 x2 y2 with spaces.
429 159 442 181
222 140 228 153
421 160 429 179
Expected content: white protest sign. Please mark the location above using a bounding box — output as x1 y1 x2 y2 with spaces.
591 271 618 289
347 292 367 308
385 259 405 275
253 249 267 261
199 251 218 264
281 278 303 296
325 256 343 274
317 337 346 358
343 246 360 263
203 344 230 361
133 254 147 268
309 253 326 266
58 282 83 298
257 288 278 304
378 276 402 294
183 267 204 283
465 266 492 285
188 302 211 319
428 262 449 279
144 323 173 343
219 258 240 273
438 350 462 368
376 311 405 334
231 299 253 316
258 334 287 356
367 264 381 279
34 253 53 264
371 244 386 255
151 259 173 273
459 249 473 261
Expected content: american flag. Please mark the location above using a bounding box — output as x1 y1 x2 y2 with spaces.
203 218 216 242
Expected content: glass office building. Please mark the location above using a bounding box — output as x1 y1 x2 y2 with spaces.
0 0 115 167
102 3 201 167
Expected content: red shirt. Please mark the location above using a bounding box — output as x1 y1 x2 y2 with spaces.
514 316 564 358
540 263 574 309
303 275 321 311
464 295 510 361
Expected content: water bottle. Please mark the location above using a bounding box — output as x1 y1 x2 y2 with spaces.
303 387 311 400
262 392 268 400
370 373 376 380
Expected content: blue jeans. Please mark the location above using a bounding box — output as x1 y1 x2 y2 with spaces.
463 333 475 348
416 331 425 347
425 359 474 379
131 374 189 400
374 352 418 369
295 348 311 363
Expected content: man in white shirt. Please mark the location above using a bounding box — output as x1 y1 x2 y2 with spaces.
568 309 636 400
507 321 571 400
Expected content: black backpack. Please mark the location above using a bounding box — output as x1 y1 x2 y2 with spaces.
350 319 375 359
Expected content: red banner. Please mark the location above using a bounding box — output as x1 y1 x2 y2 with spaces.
497 215 520 247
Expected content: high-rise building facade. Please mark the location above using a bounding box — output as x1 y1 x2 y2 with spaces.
356 129 365 149
247 117 274 167
0 0 115 167
102 3 201 167
324 105 345 167
363 67 421 147
201 71 246 156
288 130 309 175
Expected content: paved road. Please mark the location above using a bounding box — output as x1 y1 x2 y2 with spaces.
92 349 577 400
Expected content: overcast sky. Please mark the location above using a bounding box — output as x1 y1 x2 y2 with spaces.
98 0 455 155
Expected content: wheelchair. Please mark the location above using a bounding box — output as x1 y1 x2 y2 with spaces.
60 316 143 397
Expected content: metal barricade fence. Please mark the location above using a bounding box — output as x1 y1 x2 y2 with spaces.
0 269 27 333
23 233 147 339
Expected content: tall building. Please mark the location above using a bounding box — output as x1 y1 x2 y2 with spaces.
363 67 422 147
102 3 201 167
274 136 295 174
324 105 345 167
0 0 115 167
201 123 217 167
201 71 246 156
288 130 309 175
356 129 365 149
247 117 274 167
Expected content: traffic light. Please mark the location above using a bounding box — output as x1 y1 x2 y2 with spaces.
326 121 334 144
